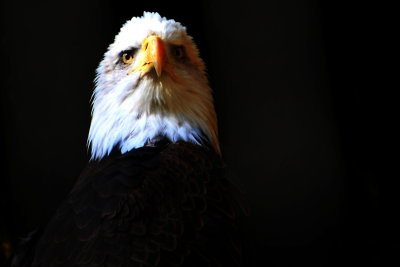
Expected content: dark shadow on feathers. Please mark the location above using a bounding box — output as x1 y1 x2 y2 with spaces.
11 141 247 267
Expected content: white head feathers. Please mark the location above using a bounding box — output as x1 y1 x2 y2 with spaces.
88 12 219 160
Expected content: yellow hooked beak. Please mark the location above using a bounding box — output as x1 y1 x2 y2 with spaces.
131 35 166 77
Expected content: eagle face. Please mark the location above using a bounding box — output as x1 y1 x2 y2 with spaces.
89 12 219 160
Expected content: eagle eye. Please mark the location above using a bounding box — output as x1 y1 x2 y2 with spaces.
120 49 136 64
172 45 185 60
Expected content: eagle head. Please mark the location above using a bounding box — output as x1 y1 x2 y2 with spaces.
88 12 219 160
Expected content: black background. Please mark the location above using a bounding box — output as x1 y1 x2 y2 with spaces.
0 0 392 266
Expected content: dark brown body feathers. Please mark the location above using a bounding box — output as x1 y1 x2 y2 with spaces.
12 142 243 267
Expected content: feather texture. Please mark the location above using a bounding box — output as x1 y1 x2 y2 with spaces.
13 142 243 267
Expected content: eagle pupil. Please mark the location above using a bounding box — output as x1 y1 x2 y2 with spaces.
122 52 133 64
174 46 184 59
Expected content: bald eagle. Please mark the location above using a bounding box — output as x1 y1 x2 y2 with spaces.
12 12 244 267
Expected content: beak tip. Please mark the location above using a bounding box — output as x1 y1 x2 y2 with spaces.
154 62 163 77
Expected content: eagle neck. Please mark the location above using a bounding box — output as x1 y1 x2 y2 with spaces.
88 110 207 160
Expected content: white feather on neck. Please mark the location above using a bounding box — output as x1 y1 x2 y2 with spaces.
88 72 212 160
